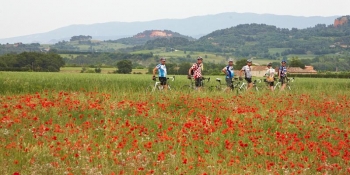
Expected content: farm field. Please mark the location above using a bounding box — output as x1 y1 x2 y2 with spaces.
132 49 227 64
60 67 148 74
0 72 349 174
69 41 132 52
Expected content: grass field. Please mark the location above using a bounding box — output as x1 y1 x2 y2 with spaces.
268 48 290 54
59 54 80 60
60 67 148 74
0 72 349 174
70 41 132 51
132 49 227 64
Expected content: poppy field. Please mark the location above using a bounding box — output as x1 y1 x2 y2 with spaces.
0 72 349 174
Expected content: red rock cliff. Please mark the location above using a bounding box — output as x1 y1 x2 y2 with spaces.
334 16 350 27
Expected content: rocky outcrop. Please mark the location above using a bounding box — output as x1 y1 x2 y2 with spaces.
334 16 350 27
134 30 173 38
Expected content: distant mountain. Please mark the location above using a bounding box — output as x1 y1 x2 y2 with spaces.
0 12 340 44
112 30 195 45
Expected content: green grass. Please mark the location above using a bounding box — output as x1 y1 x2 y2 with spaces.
268 48 290 54
287 54 317 59
59 41 133 52
59 67 148 74
59 54 80 59
132 48 227 64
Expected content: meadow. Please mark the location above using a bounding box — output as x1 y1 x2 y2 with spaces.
59 67 148 74
0 72 349 174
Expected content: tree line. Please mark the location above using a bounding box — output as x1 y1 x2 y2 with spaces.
64 52 154 67
0 43 42 55
0 52 65 72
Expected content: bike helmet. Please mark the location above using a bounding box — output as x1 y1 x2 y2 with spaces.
281 60 287 63
228 59 233 62
267 63 272 66
247 59 252 63
197 56 203 60
160 57 166 61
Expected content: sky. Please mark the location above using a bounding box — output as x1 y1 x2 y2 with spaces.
0 0 349 39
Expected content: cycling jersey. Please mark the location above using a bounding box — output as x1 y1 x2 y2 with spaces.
156 64 167 77
191 63 202 79
266 67 275 77
279 66 287 77
224 65 234 79
241 65 252 78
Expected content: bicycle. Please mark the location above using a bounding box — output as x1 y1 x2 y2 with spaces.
274 77 295 90
262 77 278 91
146 76 175 92
210 77 241 92
181 77 210 91
236 78 262 92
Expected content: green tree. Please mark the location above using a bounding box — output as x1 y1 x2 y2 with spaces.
116 60 132 74
234 59 247 70
271 62 280 69
289 57 305 69
177 62 192 75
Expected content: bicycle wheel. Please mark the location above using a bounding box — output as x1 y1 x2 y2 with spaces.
254 85 259 91
274 82 281 90
237 84 246 94
157 85 163 91
287 85 292 91
168 85 175 91
217 85 225 91
145 85 154 93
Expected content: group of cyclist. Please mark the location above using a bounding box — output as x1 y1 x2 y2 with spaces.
152 56 288 91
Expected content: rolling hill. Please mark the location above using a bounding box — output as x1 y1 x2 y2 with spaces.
140 18 350 60
111 30 195 45
0 12 338 44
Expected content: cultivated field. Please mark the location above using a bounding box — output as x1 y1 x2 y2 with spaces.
59 67 148 74
0 72 349 174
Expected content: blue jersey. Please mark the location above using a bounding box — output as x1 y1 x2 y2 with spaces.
279 66 287 77
156 64 167 77
224 65 234 79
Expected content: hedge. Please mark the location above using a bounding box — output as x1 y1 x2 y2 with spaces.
289 74 350 78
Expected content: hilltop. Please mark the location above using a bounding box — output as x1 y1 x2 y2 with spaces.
334 15 350 27
110 30 195 45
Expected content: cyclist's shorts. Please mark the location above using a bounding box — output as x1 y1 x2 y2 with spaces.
268 82 274 86
159 77 167 85
280 77 286 84
225 78 233 87
195 78 203 87
245 78 252 84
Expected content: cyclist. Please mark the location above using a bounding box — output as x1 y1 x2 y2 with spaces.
265 63 275 91
278 60 288 91
152 57 167 90
222 59 235 91
188 56 203 90
239 59 253 90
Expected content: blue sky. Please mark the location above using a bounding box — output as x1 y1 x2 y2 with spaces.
0 0 349 39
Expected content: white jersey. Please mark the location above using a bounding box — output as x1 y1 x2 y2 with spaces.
241 65 252 78
266 67 275 78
